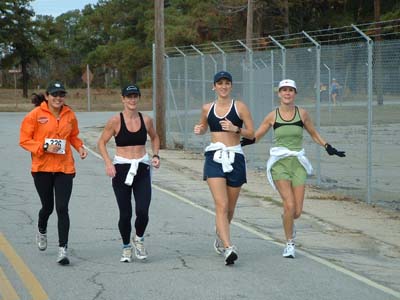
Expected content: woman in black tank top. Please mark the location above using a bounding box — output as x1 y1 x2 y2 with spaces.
194 71 255 265
97 84 160 263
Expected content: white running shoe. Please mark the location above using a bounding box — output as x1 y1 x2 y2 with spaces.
224 245 238 265
120 246 132 263
282 243 295 258
36 231 47 251
133 236 148 260
57 246 70 265
213 235 224 255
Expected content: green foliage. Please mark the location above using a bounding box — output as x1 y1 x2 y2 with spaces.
1 0 400 91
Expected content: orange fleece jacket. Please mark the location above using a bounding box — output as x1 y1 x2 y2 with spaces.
19 101 84 173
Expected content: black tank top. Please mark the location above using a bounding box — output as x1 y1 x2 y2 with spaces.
115 112 147 146
207 100 243 132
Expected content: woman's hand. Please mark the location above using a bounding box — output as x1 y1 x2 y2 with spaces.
219 118 237 132
325 143 346 157
79 146 88 159
105 161 116 177
47 143 61 153
152 155 160 168
194 124 204 135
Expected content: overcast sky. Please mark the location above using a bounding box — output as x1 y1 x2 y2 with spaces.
30 0 99 17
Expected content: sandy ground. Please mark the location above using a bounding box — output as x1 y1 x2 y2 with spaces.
81 127 400 295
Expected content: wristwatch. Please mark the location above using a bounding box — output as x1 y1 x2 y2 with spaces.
43 143 49 152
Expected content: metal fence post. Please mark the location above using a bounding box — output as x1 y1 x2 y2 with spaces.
212 42 226 70
238 40 254 112
352 24 374 205
238 40 255 167
303 31 322 185
165 54 170 139
209 55 218 75
191 45 206 148
152 43 156 118
323 63 332 105
269 35 286 79
175 47 188 149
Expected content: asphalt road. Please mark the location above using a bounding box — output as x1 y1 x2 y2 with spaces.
0 112 398 300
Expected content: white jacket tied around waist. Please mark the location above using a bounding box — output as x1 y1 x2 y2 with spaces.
113 154 151 185
266 147 313 191
205 142 244 173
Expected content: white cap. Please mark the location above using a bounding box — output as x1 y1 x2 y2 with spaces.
278 79 297 92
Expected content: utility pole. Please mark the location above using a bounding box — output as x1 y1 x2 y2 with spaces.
246 0 254 48
155 0 166 148
283 0 289 36
374 0 383 105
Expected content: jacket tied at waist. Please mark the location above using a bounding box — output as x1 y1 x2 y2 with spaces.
266 147 313 191
113 154 151 185
205 142 243 173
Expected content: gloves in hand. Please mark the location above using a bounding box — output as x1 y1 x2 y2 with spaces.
240 137 256 147
325 143 346 157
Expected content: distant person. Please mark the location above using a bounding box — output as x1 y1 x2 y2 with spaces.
194 71 254 265
241 79 345 258
20 81 88 265
331 78 341 105
97 84 160 263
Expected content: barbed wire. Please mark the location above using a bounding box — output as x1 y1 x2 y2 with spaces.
166 19 400 56
214 0 247 15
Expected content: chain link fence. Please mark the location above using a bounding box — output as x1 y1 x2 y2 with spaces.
160 20 400 210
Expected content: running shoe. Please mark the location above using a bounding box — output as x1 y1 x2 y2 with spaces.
224 245 238 265
36 231 47 251
282 243 295 258
57 246 70 265
133 236 148 260
120 245 132 263
213 234 224 255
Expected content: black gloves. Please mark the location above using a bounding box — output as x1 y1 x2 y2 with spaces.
240 137 256 147
325 143 346 157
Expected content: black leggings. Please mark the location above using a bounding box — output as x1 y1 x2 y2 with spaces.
32 172 74 247
112 163 152 245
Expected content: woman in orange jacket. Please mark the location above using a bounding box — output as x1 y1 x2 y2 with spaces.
19 81 87 265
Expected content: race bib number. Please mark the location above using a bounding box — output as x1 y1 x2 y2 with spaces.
45 138 66 154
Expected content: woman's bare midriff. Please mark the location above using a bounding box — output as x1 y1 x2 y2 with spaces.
210 132 241 147
116 145 147 159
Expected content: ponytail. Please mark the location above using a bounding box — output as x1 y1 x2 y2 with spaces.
31 93 46 107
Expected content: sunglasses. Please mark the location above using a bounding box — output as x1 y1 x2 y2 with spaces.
50 92 66 98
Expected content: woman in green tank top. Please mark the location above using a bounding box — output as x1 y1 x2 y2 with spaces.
241 79 345 258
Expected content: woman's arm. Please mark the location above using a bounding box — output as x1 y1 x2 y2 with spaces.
144 115 161 168
194 103 211 135
255 111 274 142
301 108 327 146
97 116 118 177
236 101 254 139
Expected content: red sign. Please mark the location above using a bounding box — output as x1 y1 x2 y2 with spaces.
82 69 94 84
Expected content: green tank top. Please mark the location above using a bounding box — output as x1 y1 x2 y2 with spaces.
273 106 304 151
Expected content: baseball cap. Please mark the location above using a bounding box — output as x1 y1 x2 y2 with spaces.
47 81 67 94
213 71 232 84
278 79 297 92
121 84 141 97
